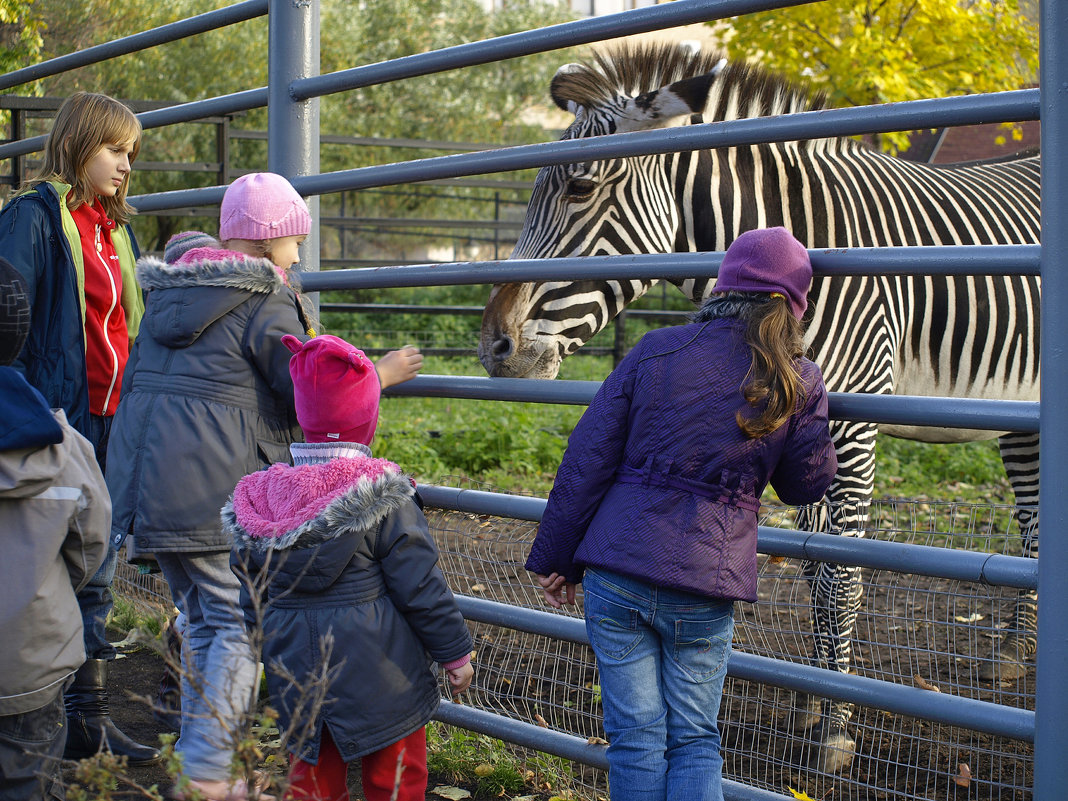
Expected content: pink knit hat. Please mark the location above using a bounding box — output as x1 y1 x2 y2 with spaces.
282 334 380 444
713 227 812 319
219 173 312 241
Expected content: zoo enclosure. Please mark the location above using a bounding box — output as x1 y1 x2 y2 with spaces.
2 1 1064 799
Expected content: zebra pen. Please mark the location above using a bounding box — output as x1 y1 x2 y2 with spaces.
1 0 1064 799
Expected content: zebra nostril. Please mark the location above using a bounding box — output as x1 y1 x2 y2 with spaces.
491 337 514 361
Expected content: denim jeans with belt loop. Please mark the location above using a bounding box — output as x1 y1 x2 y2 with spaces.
582 567 735 801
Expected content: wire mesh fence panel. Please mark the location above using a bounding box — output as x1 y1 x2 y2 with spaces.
111 489 1035 800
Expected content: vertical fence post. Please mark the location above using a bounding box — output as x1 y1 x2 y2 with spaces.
1035 0 1068 793
267 0 321 277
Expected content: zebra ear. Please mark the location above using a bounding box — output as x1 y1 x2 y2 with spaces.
616 62 724 133
551 63 591 112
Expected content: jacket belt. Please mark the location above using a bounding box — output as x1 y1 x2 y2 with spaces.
130 371 289 418
614 465 760 512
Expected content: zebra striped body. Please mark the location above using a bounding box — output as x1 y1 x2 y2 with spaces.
480 43 1041 767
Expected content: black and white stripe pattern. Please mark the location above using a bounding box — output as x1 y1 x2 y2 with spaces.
479 43 1041 726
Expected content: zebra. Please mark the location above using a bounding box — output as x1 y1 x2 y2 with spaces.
478 42 1041 773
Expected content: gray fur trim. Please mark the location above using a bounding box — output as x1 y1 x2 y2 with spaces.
690 292 770 323
136 253 286 294
224 469 416 553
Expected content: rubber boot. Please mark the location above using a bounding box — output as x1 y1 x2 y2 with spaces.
64 658 162 765
154 617 183 731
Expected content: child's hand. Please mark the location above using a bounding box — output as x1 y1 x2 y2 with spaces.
375 345 423 389
446 661 474 696
536 572 577 609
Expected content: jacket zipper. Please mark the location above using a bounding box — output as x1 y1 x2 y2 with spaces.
94 223 121 414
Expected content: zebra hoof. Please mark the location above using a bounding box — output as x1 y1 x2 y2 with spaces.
810 724 856 774
978 636 1034 682
784 692 822 732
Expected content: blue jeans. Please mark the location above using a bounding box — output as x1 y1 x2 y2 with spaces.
156 551 257 781
79 414 116 660
583 568 735 801
0 691 66 801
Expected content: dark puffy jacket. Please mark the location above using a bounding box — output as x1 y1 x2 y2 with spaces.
526 316 837 602
0 182 142 438
105 248 310 554
224 450 473 762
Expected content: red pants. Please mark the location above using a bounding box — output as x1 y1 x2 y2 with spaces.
287 725 428 801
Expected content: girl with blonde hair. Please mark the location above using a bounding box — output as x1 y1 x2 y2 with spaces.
0 90 159 766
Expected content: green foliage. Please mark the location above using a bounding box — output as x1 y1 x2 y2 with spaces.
17 0 576 251
0 0 43 80
722 0 1038 152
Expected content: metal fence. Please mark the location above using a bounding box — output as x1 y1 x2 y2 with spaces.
4 0 1064 798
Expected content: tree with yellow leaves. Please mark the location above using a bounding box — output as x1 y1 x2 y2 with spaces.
720 0 1038 151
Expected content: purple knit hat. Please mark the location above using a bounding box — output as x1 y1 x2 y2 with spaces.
281 334 380 445
219 173 312 242
713 227 812 319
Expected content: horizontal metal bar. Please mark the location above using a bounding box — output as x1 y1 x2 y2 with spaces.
0 0 267 92
295 246 1040 293
419 484 1036 590
0 89 269 160
388 374 1038 432
125 90 1038 211
433 702 788 801
452 595 1034 743
293 0 812 100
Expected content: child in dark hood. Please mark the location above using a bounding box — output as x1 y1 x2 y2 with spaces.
0 257 110 800
225 334 473 801
526 227 838 801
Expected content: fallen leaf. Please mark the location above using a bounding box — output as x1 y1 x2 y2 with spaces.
474 763 494 777
913 674 941 692
787 788 816 801
534 713 549 728
587 736 609 745
954 763 972 788
954 613 985 623
430 786 472 800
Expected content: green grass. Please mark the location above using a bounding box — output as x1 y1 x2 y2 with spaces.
426 722 531 797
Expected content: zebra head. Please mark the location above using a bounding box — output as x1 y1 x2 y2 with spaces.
479 44 726 379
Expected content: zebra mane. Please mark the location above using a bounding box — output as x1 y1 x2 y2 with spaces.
551 42 828 120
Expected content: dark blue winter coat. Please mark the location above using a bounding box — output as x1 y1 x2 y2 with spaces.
0 182 142 439
526 316 837 602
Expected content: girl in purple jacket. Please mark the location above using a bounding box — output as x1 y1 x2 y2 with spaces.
526 227 838 801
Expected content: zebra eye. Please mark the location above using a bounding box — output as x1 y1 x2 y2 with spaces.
565 177 597 200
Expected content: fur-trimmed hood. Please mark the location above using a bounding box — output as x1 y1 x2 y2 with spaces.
136 247 301 349
136 247 292 293
223 455 416 553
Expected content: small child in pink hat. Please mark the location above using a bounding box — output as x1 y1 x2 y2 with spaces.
224 334 473 801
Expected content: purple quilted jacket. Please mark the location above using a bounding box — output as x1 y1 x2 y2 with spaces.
526 317 837 602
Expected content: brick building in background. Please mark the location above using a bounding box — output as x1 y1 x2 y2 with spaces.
899 118 1040 163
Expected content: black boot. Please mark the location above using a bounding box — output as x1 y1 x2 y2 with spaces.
64 658 162 765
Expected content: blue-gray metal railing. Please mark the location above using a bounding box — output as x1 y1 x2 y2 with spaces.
124 90 1040 213
1035 0 1066 794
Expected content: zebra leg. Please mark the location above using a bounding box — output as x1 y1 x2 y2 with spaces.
796 495 871 773
980 433 1039 682
792 416 877 774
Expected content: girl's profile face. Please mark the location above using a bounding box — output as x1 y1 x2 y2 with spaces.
84 140 135 199
269 234 306 269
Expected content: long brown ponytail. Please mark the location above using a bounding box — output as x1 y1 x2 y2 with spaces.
736 296 806 438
